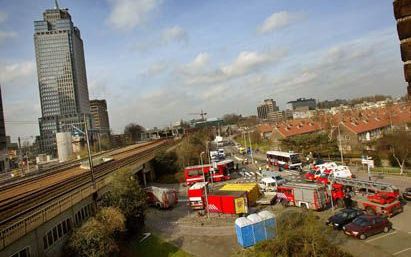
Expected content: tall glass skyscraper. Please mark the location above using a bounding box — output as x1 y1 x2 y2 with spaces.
34 1 92 155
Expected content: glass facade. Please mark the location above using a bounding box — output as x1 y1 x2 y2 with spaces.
34 7 91 155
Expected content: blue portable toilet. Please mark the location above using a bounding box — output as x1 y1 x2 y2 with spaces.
247 213 265 244
235 217 254 248
258 210 276 239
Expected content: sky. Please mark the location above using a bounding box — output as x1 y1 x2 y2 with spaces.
0 0 407 142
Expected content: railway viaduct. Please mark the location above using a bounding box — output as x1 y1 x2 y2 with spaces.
0 140 168 257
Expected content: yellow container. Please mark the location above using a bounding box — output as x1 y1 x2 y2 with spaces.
219 183 260 206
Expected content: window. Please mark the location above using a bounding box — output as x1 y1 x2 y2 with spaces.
9 247 30 257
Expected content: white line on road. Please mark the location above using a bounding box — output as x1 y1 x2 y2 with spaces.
366 231 397 243
392 248 411 256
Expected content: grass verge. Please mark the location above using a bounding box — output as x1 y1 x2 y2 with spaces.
125 234 192 257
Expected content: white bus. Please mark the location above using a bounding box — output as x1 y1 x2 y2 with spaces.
266 151 302 170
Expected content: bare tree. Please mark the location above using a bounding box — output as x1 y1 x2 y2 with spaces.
124 123 145 142
379 130 411 175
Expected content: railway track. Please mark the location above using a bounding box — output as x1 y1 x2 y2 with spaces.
0 140 167 226
0 140 161 199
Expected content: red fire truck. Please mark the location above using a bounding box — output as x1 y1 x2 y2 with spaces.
184 160 234 185
144 186 178 209
329 178 403 217
187 182 208 210
274 183 329 211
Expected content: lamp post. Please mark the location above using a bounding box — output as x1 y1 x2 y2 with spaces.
71 116 96 189
200 151 210 219
337 122 344 164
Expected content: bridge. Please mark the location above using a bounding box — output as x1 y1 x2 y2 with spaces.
0 140 169 257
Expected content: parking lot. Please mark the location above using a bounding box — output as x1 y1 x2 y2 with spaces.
144 144 411 257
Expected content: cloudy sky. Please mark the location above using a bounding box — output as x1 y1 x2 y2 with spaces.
0 0 407 141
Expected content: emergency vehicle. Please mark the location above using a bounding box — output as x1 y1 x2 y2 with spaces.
266 151 302 170
329 177 403 217
183 159 234 185
274 182 329 210
187 182 208 209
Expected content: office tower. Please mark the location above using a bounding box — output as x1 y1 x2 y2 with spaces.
0 86 9 172
34 1 92 154
257 99 280 120
90 99 110 135
394 0 411 96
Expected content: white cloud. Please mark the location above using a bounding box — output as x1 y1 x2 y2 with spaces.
257 11 302 34
107 0 162 30
0 11 7 23
162 26 188 43
141 62 168 77
0 31 17 44
0 60 35 84
180 49 287 85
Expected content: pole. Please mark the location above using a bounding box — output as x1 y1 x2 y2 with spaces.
367 156 371 181
337 123 344 164
18 137 25 176
205 141 213 188
84 115 96 188
330 177 334 211
248 131 254 166
200 152 210 219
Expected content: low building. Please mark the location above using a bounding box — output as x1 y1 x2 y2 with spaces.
271 120 322 146
256 124 273 139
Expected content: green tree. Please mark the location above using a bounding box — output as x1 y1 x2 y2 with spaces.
101 168 147 234
95 207 126 236
234 211 352 257
176 129 213 166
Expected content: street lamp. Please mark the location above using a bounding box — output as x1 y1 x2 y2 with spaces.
71 117 96 189
337 122 344 164
200 151 210 219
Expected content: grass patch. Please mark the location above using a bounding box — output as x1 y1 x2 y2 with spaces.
128 234 192 257
369 167 411 176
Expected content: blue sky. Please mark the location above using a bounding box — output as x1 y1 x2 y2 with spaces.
0 0 407 141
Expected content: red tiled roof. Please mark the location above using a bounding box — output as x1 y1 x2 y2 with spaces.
257 123 273 134
274 119 321 138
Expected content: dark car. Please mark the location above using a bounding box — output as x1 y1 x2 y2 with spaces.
326 208 363 230
402 187 411 201
343 215 392 240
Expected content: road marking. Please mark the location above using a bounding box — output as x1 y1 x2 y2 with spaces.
366 231 397 243
392 248 411 256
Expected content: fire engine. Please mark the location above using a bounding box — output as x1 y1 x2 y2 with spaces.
329 177 403 217
184 160 234 185
274 182 329 210
187 182 208 209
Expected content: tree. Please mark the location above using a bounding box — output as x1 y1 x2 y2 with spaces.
67 218 118 257
234 211 352 257
151 150 179 176
379 130 411 175
124 123 145 142
280 133 338 157
101 168 147 234
223 113 242 124
95 207 126 236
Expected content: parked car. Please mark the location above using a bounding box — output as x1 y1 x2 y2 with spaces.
326 208 363 230
343 215 392 240
258 176 286 192
402 187 411 201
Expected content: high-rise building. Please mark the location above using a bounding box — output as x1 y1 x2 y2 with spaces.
34 1 92 155
90 99 110 135
257 99 279 120
287 98 317 111
0 86 9 173
393 0 411 97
